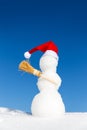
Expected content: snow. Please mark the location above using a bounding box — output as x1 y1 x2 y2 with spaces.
0 107 87 130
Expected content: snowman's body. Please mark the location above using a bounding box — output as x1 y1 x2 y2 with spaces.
31 55 65 117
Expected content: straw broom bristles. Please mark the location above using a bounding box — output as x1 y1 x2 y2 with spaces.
19 60 42 77
19 60 57 85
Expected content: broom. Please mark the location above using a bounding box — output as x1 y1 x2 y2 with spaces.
19 60 57 85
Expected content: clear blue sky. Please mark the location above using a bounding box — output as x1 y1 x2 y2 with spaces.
0 0 87 113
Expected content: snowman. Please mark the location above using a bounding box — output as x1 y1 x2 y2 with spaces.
24 41 65 117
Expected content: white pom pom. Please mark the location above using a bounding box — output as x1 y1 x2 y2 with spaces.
24 51 31 59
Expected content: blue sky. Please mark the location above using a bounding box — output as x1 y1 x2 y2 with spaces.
0 0 87 113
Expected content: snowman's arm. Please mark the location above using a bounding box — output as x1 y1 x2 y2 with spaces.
40 74 58 85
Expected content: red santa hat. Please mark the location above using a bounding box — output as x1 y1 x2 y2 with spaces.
24 41 58 60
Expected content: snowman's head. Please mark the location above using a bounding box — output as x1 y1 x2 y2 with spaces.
40 55 58 72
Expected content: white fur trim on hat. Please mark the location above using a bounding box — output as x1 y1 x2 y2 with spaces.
24 51 31 59
43 50 58 60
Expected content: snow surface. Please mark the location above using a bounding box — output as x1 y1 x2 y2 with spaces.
0 107 87 130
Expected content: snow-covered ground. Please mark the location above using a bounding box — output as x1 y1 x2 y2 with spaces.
0 107 87 130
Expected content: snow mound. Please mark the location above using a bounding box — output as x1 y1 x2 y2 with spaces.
0 107 87 130
0 107 28 116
